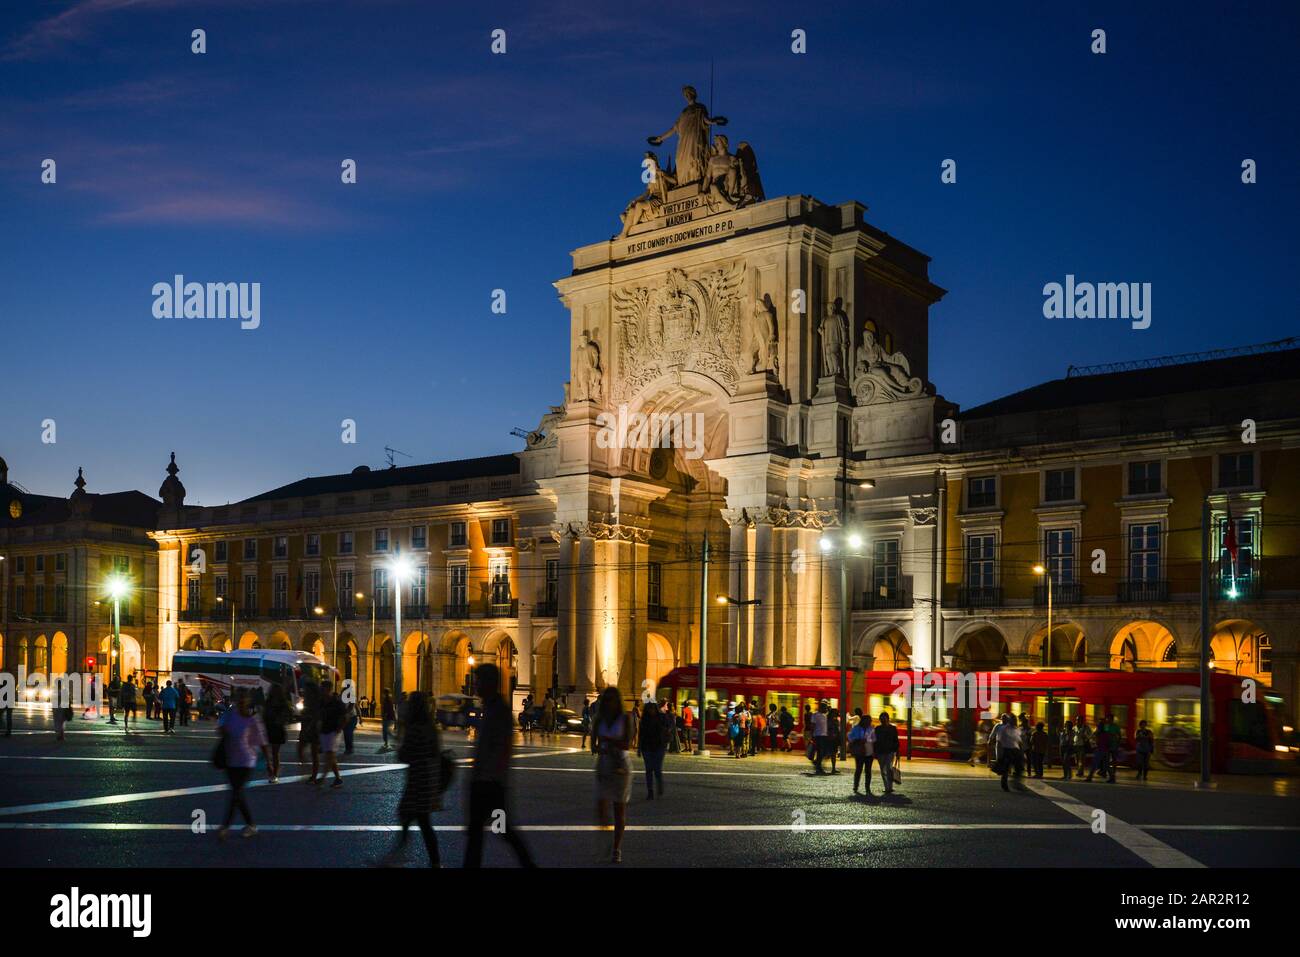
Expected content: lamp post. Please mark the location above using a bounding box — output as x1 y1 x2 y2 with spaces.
106 576 129 730
1033 564 1051 667
216 594 236 649
821 530 865 759
389 555 413 708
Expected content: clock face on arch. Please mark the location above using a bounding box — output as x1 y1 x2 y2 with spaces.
8 499 20 520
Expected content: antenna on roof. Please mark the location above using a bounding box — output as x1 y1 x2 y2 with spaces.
509 427 530 440
1065 336 1298 378
383 446 412 469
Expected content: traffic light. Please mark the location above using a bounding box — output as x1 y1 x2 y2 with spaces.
85 656 96 670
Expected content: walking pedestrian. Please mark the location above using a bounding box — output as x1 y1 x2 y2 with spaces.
766 704 780 752
826 708 841 773
82 675 98 720
1086 717 1110 782
319 683 345 788
638 700 666 799
874 711 900 795
849 709 875 794
463 663 535 868
159 680 179 734
379 689 395 753
579 698 593 750
664 701 680 753
779 706 794 751
297 681 322 782
1074 716 1092 778
342 694 359 754
263 683 291 782
810 701 830 773
142 680 155 721
178 679 192 727
1135 720 1154 781
120 675 138 732
1059 717 1076 780
1105 713 1122 782
1030 722 1048 778
592 686 632 863
1 685 12 736
380 691 442 867
993 713 1024 792
749 700 762 755
543 692 557 737
215 689 270 840
1018 713 1032 772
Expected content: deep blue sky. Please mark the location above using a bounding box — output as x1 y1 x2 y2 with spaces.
2 0 1297 505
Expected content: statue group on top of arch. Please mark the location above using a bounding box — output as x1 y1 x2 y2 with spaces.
620 85 765 235
852 323 924 403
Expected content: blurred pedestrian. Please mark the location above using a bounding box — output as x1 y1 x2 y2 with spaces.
849 709 875 794
1105 713 1122 782
767 703 780 752
874 711 900 795
120 675 138 732
215 689 270 840
1059 717 1076 779
297 681 322 782
810 701 830 773
343 694 359 755
143 679 156 721
319 683 345 788
263 683 291 783
779 706 794 751
993 713 1024 792
159 680 179 734
1135 720 1154 781
1030 722 1048 778
592 686 632 863
379 689 396 753
381 691 442 867
463 663 535 868
638 700 666 799
178 679 192 727
1086 717 1110 782
826 708 841 773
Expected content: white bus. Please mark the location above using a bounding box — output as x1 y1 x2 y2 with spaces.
170 649 339 713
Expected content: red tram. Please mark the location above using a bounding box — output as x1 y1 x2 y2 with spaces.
655 664 1297 774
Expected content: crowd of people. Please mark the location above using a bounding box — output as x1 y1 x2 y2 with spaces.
977 711 1158 790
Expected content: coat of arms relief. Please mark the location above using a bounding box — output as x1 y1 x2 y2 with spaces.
611 260 755 403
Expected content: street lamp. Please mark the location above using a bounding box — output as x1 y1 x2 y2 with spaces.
1032 564 1051 667
216 595 237 649
820 530 865 759
106 575 129 729
389 554 414 705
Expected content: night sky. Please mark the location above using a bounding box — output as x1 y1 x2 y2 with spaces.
2 0 1297 505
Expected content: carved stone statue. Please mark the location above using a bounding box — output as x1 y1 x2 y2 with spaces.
647 85 728 185
701 135 764 213
818 299 850 378
575 332 604 402
620 151 678 235
750 296 779 375
853 325 923 402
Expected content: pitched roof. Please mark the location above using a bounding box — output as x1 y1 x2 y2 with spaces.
240 453 521 503
1 486 160 528
959 347 1300 420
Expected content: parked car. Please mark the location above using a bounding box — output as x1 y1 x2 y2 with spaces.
554 707 588 735
436 693 481 730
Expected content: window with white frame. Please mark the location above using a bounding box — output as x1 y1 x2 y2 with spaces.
373 568 390 609
1043 469 1076 503
647 561 662 609
1258 634 1272 674
338 569 354 608
967 476 996 509
490 556 511 606
545 559 559 609
214 541 228 563
411 565 428 608
1128 460 1161 496
450 521 468 547
34 584 45 615
113 555 130 574
273 536 288 559
491 518 511 545
305 533 320 557
411 525 427 549
54 584 66 617
449 563 467 609
242 574 257 608
966 534 996 588
305 570 321 610
1218 452 1255 489
243 538 257 561
338 531 354 555
215 575 228 600
273 573 288 610
872 539 900 596
373 528 389 553
35 555 45 573
1128 523 1161 582
1043 528 1076 584
1218 514 1256 583
187 577 201 610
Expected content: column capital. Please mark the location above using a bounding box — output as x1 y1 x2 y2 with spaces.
550 517 651 544
721 503 839 530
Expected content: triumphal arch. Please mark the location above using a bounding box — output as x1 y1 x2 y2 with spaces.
521 85 948 705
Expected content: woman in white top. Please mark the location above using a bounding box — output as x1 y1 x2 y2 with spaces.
591 686 631 863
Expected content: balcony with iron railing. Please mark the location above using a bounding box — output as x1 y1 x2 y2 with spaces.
443 604 470 619
488 598 518 617
957 585 1002 609
1214 572 1262 600
857 587 909 611
1033 581 1082 606
403 604 431 619
1116 580 1168 603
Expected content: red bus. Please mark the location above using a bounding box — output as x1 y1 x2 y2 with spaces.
654 665 1297 774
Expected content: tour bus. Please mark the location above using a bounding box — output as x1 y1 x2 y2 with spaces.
170 649 339 713
653 664 1296 774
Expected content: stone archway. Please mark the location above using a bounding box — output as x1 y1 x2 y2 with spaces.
439 632 472 696
1210 618 1269 682
33 635 49 673
1109 620 1178 671
237 630 261 650
99 633 142 681
533 630 558 699
1025 621 1086 668
415 635 435 694
859 625 912 671
51 631 69 675
184 634 205 651
646 631 674 689
950 623 1009 671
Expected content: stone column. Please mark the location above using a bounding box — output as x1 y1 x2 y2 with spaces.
576 534 597 693
820 541 841 666
752 521 775 665
555 531 577 688
515 537 536 696
727 520 749 663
